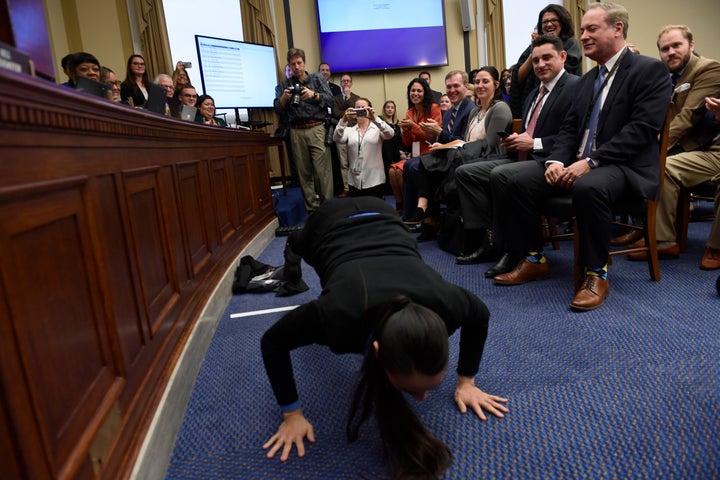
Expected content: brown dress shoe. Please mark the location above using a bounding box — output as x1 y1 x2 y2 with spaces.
494 258 549 285
610 229 644 246
627 243 680 261
338 190 350 198
701 247 720 270
570 275 609 311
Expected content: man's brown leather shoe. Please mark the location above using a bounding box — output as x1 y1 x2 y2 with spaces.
700 247 720 270
627 243 680 261
338 190 350 198
493 258 549 285
570 275 609 311
610 229 644 246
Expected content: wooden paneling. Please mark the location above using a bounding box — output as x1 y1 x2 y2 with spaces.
0 68 276 479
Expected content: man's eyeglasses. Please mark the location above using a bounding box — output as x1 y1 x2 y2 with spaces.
340 79 352 83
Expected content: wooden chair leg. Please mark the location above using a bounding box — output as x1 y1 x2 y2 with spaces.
676 187 691 253
573 228 582 292
646 200 661 281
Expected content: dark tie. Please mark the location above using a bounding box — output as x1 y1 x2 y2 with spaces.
519 85 547 160
447 107 458 133
581 66 608 158
670 73 680 87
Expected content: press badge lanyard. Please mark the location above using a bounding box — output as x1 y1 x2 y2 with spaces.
578 47 628 158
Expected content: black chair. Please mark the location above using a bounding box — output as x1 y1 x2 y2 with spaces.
543 109 672 291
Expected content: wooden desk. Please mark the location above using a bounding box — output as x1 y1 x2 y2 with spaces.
0 68 275 479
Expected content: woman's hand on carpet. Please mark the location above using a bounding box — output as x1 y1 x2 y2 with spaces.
454 376 509 420
263 409 316 461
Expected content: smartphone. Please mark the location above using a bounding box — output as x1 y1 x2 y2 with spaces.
182 61 192 69
353 108 367 117
496 130 510 138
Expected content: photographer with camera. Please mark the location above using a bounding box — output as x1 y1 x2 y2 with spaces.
333 98 395 198
275 48 335 214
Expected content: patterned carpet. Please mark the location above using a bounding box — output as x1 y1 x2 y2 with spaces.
166 194 720 479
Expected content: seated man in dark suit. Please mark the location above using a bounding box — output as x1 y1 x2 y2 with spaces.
454 34 579 266
493 2 672 312
402 70 475 220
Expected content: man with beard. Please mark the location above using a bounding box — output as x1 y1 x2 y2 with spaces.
657 25 720 155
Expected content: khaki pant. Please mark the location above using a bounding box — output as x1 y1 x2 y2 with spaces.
657 145 720 249
290 125 333 212
336 142 349 190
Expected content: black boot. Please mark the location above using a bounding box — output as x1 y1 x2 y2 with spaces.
456 230 500 264
457 228 483 257
485 252 524 278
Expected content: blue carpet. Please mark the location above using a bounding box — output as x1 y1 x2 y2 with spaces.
166 200 720 479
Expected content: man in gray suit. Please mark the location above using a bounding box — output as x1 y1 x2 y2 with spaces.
455 35 579 266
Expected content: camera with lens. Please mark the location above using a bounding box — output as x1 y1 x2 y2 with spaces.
287 83 303 106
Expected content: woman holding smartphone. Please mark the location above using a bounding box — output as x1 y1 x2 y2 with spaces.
333 98 396 198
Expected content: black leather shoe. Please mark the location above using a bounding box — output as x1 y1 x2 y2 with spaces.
485 253 522 278
456 245 501 264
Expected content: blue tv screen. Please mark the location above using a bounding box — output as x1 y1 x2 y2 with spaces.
316 0 448 72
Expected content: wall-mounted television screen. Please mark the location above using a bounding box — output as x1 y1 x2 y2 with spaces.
195 35 277 109
315 0 448 72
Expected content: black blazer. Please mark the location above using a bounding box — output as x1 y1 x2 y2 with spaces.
520 71 579 159
548 51 672 200
120 81 147 108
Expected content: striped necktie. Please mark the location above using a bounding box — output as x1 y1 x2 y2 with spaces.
447 107 457 133
581 66 608 158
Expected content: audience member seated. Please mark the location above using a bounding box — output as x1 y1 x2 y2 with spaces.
439 94 452 114
500 69 511 102
194 95 228 127
403 67 511 238
379 100 405 202
508 4 582 118
333 74 362 197
400 72 474 221
419 71 443 103
628 96 720 270
155 73 179 116
59 53 74 87
456 35 579 268
178 85 198 109
616 24 720 247
387 78 442 217
101 66 121 102
67 52 101 86
493 3 672 312
333 98 395 198
120 54 150 108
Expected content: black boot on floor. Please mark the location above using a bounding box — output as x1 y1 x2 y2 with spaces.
456 230 500 264
485 252 524 278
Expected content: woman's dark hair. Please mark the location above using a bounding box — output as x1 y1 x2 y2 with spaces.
406 77 435 114
478 66 504 103
536 4 574 40
196 94 215 110
68 52 100 74
347 295 452 479
123 54 149 87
